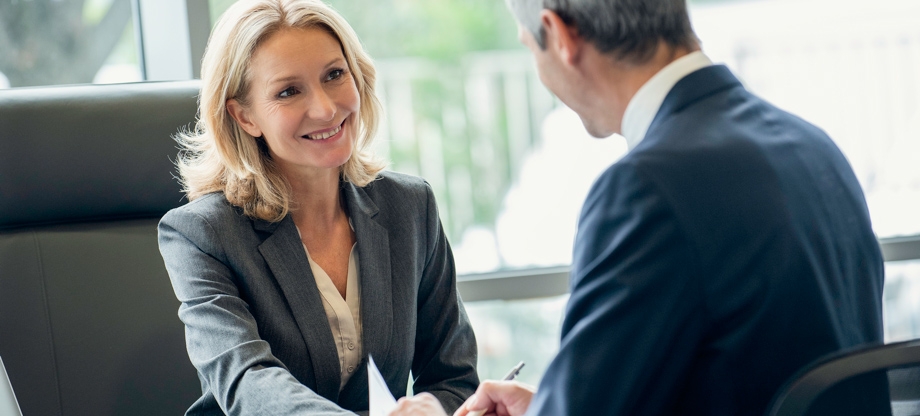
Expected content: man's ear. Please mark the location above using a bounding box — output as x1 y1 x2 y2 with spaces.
540 9 584 65
226 98 263 138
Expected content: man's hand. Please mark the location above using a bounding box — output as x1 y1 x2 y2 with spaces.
453 381 535 416
388 392 449 416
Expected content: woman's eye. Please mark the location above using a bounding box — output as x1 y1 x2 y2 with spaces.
278 87 298 98
326 69 345 81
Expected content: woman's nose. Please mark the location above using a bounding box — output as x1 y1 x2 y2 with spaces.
306 89 336 121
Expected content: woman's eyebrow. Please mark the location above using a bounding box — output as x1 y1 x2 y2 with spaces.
266 74 300 87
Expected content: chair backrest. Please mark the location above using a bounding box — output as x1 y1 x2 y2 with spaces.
0 81 202 416
766 339 920 416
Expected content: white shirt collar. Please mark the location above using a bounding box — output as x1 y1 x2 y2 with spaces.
620 51 713 150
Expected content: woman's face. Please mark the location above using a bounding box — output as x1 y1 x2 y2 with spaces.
228 27 360 178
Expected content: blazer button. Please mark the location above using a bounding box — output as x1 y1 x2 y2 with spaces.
347 366 355 373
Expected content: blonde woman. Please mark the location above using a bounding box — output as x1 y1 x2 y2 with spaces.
157 0 478 414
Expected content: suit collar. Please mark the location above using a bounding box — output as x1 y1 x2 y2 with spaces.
342 179 379 219
621 51 713 149
252 215 282 233
648 65 743 133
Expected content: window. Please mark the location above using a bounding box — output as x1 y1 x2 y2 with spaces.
884 260 920 342
0 0 141 88
465 295 568 384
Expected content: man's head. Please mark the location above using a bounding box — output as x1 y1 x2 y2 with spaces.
507 0 699 137
506 0 698 64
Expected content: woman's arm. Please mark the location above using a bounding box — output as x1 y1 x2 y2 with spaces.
409 183 480 413
158 205 355 416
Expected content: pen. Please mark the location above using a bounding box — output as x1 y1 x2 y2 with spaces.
468 362 525 416
501 361 525 381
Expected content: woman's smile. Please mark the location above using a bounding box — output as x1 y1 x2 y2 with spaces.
302 119 345 141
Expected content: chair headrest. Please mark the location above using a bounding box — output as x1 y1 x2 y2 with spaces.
0 81 201 230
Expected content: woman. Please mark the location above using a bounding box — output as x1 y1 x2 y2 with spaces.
156 0 479 414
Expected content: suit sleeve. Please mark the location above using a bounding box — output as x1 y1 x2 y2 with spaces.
157 207 355 416
527 162 705 416
409 182 480 413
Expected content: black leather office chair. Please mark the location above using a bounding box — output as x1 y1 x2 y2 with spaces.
0 81 202 415
767 339 920 416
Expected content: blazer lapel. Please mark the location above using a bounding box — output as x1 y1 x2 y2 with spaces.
342 181 394 368
255 216 341 401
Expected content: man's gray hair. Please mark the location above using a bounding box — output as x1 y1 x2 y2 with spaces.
505 0 545 47
506 0 698 63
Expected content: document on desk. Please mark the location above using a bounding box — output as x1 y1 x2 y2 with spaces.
368 356 397 416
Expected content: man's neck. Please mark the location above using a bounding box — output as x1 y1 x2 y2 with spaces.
584 41 700 135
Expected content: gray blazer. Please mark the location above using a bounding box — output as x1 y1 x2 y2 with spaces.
158 171 479 415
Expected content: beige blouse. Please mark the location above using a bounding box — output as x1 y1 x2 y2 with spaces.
298 232 363 391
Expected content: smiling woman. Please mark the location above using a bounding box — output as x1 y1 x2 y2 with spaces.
156 0 479 414
226 27 361 185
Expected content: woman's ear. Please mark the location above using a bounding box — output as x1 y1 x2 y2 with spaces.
541 9 584 66
226 98 263 138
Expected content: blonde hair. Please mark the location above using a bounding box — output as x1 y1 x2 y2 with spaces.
176 0 385 222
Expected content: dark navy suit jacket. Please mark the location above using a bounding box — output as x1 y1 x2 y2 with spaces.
527 66 886 415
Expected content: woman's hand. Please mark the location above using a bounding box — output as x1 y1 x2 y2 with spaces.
453 381 535 416
388 392 449 416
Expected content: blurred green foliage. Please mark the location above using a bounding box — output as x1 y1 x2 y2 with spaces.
210 0 523 60
324 0 522 60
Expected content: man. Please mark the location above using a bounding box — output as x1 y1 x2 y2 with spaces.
392 0 886 415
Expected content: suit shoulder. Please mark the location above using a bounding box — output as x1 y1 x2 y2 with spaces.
364 170 431 198
354 171 438 224
160 192 243 227
591 155 648 192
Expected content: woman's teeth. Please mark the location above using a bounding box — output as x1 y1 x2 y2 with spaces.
304 124 342 140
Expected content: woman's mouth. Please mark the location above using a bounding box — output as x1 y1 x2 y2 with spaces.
302 122 344 140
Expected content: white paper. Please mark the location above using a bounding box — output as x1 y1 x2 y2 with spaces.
368 356 397 416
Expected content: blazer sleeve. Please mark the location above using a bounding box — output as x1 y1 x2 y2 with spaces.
409 182 479 413
527 162 705 416
158 206 356 416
